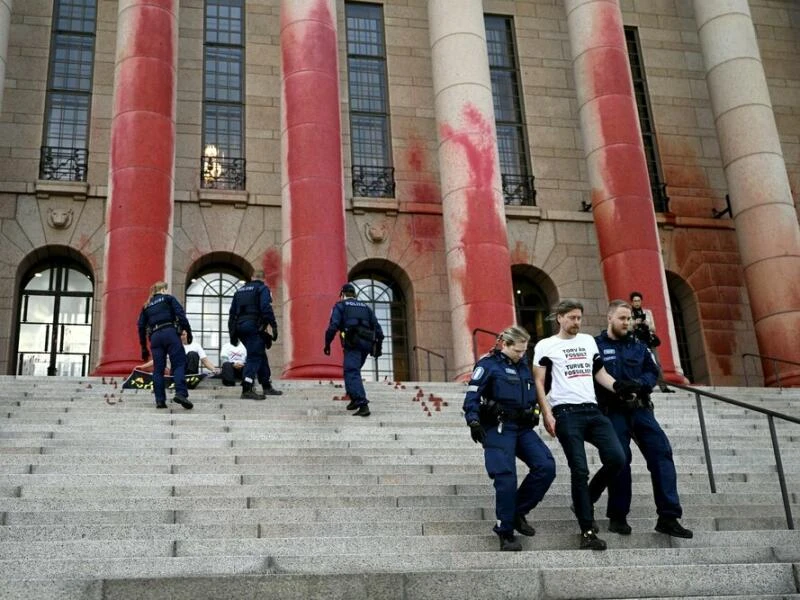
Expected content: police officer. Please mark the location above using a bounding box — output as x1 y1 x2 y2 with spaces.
137 281 193 410
228 270 282 400
324 282 383 417
463 325 556 551
589 299 692 538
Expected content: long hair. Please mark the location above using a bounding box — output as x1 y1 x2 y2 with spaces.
497 325 531 347
144 281 168 307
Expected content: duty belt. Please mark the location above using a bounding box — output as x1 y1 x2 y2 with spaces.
150 322 176 333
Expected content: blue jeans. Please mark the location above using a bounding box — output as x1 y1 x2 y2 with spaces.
343 347 369 406
553 403 625 532
150 327 187 403
590 407 682 519
482 422 556 534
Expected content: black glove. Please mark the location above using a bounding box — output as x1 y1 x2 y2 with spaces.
230 334 239 346
141 347 149 361
323 345 331 356
468 421 486 445
271 326 278 342
372 341 383 358
613 379 641 397
185 330 193 345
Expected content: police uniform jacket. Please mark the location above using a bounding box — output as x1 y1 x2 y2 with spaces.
463 350 537 426
228 279 276 337
324 298 383 350
137 293 191 347
595 330 659 410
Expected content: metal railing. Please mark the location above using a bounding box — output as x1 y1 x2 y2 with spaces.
471 328 499 364
201 156 246 190
665 381 799 529
39 146 88 181
352 165 395 198
742 353 800 390
502 173 537 206
412 345 447 381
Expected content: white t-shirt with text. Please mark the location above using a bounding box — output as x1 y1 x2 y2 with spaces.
533 333 599 407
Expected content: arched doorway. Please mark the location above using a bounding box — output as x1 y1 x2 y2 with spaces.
349 274 410 382
184 270 246 367
666 271 706 384
511 266 557 364
16 262 94 376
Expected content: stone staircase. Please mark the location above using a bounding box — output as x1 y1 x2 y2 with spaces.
0 375 799 599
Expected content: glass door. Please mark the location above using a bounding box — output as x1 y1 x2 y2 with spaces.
17 264 93 376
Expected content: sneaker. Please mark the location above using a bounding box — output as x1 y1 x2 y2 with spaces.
513 514 536 536
580 530 607 551
655 517 693 538
155 401 167 409
608 518 632 535
352 405 371 417
345 400 359 410
241 389 266 401
497 532 522 552
172 395 193 410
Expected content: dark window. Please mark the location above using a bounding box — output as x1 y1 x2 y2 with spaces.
202 0 246 190
485 15 536 206
346 3 394 198
16 262 94 377
185 271 244 367
625 26 668 212
40 0 96 181
349 275 409 382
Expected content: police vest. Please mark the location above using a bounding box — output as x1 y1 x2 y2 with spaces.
143 294 175 330
234 283 262 320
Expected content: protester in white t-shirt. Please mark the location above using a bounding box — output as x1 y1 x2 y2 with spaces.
179 330 218 374
219 340 247 386
136 330 218 375
533 299 635 551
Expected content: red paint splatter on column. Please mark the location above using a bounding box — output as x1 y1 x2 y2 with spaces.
262 247 282 291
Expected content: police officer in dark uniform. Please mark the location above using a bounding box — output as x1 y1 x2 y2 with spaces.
324 282 383 417
589 299 692 538
463 325 556 551
228 270 282 400
137 281 194 410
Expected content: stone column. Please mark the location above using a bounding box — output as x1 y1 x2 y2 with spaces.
565 0 682 382
428 0 516 381
694 0 800 386
280 0 346 378
95 0 178 375
0 0 11 112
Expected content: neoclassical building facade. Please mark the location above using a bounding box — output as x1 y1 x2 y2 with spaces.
0 0 798 386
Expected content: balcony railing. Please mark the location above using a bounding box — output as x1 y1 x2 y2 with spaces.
201 156 246 190
39 146 88 182
502 173 537 206
352 165 395 198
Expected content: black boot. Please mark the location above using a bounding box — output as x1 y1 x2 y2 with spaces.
241 381 266 401
262 382 283 396
496 531 522 551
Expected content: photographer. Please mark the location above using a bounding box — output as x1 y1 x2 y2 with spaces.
589 300 692 538
630 291 672 393
463 325 555 551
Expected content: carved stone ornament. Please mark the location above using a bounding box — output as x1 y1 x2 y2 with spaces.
365 221 387 244
47 207 74 229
